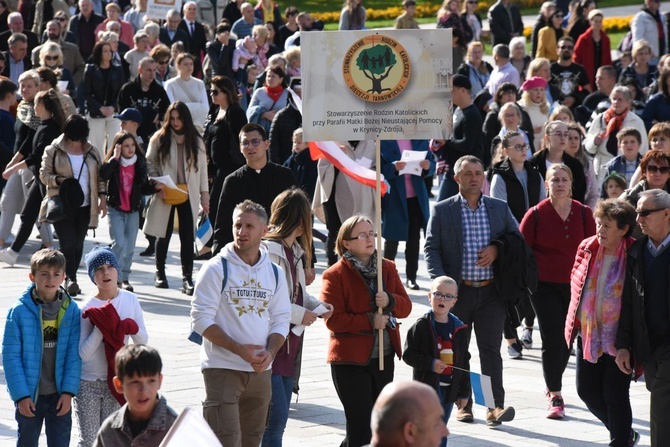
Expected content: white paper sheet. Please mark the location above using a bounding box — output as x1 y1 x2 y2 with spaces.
159 406 222 447
149 176 188 194
57 81 69 92
398 151 428 176
291 303 330 336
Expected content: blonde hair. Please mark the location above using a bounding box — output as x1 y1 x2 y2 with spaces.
549 105 575 123
632 39 652 61
430 276 458 292
520 89 550 115
546 162 574 193
528 57 550 77
284 46 301 65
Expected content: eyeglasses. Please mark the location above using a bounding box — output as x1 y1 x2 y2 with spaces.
156 60 169 65
636 208 665 217
507 143 529 152
646 165 670 174
44 55 58 61
241 138 263 148
431 292 457 301
210 89 221 96
554 14 564 19
347 231 377 241
55 17 67 21
559 45 574 50
550 132 569 139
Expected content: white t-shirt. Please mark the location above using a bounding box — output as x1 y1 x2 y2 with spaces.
67 153 90 207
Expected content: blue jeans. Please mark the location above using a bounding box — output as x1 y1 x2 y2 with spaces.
16 393 72 447
262 375 294 447
107 207 140 282
440 394 454 447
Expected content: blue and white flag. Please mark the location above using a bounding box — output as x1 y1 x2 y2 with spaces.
470 371 495 409
196 216 213 250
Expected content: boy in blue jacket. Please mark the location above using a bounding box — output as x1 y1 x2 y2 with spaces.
403 276 471 446
2 248 81 447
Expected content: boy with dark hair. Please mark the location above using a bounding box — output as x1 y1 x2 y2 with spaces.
2 248 81 447
603 127 643 185
394 0 419 29
94 344 177 446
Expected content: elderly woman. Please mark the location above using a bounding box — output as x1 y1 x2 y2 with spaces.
39 115 106 296
164 53 208 133
510 36 531 82
619 39 659 102
565 199 639 447
573 9 612 91
456 41 493 98
144 102 209 295
321 214 412 447
536 9 566 62
585 85 649 184
247 65 288 134
520 163 596 420
38 42 75 96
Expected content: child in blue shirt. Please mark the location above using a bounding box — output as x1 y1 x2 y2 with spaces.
403 276 471 447
2 248 81 447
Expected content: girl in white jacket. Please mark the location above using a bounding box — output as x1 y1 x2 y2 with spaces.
261 188 333 447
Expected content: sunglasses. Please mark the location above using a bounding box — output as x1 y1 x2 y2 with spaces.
646 165 670 174
210 89 221 95
56 17 67 21
44 55 59 61
559 46 574 50
636 208 665 217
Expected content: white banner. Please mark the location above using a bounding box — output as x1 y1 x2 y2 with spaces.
302 29 453 141
146 0 182 21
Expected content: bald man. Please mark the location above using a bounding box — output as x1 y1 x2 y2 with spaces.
369 381 449 447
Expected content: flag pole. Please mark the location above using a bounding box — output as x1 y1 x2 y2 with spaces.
375 137 383 371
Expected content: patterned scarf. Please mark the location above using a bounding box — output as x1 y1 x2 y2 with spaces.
578 239 627 363
17 101 41 131
343 249 379 304
602 106 628 141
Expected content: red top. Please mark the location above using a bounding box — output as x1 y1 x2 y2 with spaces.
519 199 596 284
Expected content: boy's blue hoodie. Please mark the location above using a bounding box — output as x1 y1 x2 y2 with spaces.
2 285 81 403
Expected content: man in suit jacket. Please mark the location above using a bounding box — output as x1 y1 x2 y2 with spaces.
2 33 31 89
159 9 190 53
179 1 207 78
68 0 105 61
487 0 524 46
424 154 519 427
0 12 39 53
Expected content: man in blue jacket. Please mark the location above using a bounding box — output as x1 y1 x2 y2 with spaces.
2 248 81 447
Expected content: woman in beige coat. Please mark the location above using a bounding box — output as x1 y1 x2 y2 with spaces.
143 101 209 295
39 115 106 297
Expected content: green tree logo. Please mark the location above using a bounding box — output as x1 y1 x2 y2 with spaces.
356 44 396 94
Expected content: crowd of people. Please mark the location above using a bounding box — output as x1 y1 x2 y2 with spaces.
0 0 668 446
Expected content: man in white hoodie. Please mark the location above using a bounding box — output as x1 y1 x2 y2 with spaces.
191 199 291 446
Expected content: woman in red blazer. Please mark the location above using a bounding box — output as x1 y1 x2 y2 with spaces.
573 9 612 91
321 214 412 447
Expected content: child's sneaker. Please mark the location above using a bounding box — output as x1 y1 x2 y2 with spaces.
521 327 533 349
546 394 565 419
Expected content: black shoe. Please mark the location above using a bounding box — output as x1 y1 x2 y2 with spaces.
154 270 168 289
66 279 81 297
182 277 194 295
195 251 212 261
140 246 155 257
121 281 134 292
406 279 420 290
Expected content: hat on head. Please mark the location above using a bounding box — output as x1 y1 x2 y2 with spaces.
113 107 143 124
522 76 547 91
85 247 121 284
452 74 472 90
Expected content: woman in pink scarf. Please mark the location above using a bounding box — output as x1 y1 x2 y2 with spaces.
565 199 639 447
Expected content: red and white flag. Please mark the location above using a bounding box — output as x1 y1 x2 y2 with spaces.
308 141 388 195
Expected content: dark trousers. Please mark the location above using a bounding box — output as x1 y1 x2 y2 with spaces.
575 339 632 447
383 197 421 281
206 171 226 248
331 355 394 447
503 294 535 340
644 343 670 447
322 194 342 267
155 201 194 278
53 206 90 282
530 281 571 391
16 393 72 447
11 180 44 253
453 283 506 407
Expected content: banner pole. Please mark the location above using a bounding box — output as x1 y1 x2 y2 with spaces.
375 138 383 371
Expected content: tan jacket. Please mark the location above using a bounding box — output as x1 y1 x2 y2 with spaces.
39 135 106 227
32 0 69 35
143 132 208 238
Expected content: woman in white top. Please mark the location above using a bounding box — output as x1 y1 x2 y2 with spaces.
165 53 209 133
75 247 148 447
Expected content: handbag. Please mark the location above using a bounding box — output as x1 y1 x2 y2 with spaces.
163 183 188 205
45 153 86 223
45 195 66 223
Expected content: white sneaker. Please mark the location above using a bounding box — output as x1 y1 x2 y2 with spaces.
0 248 18 266
521 327 533 349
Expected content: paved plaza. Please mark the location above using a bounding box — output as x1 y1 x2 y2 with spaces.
0 203 652 446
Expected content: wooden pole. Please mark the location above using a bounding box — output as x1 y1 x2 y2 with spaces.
375 138 384 371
